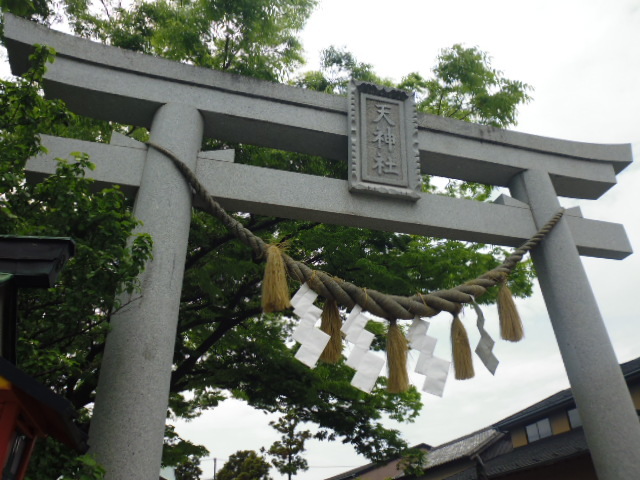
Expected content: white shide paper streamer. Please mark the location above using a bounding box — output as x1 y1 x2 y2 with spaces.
345 329 375 369
351 352 385 393
291 283 318 317
420 355 451 397
408 317 451 397
289 287 471 397
342 305 384 393
290 283 329 368
470 298 499 375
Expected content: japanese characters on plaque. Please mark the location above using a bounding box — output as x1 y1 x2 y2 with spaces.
348 81 421 201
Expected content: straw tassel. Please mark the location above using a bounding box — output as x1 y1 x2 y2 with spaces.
320 299 343 363
386 320 409 393
497 281 524 342
261 244 291 313
451 315 474 380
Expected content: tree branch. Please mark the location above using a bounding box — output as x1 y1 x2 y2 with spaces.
178 277 262 334
171 308 261 390
185 217 284 270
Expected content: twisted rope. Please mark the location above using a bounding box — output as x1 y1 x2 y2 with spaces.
148 141 564 320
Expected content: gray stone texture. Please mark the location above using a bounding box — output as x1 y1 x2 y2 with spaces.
509 169 640 480
4 14 632 199
348 81 421 200
87 103 203 479
33 135 633 260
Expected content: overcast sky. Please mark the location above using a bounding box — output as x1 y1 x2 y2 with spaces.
175 1 640 479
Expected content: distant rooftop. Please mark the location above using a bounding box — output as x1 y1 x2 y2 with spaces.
445 428 589 480
324 444 431 480
496 356 640 429
328 356 640 480
425 428 502 469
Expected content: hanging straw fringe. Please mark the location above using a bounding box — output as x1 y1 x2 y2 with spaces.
497 281 524 342
261 245 291 313
386 320 409 393
320 299 343 363
451 316 474 380
150 141 564 321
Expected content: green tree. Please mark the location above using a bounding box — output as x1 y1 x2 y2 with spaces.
162 425 208 480
401 44 532 128
31 0 316 81
265 410 313 480
397 447 428 478
27 438 105 480
1 1 534 477
0 47 150 480
398 44 532 200
217 450 272 480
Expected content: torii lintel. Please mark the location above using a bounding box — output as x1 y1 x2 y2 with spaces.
4 13 632 201
29 134 632 260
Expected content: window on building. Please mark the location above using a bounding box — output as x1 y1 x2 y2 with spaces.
525 418 552 443
568 408 582 428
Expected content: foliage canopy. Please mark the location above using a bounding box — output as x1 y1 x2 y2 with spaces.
264 409 313 480
216 450 272 480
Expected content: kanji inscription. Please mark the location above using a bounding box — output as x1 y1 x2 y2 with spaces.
366 99 403 183
348 81 420 201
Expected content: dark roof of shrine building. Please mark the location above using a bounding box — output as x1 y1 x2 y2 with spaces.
494 389 575 430
496 355 640 430
621 355 640 380
327 430 504 480
329 356 640 480
444 428 589 480
424 428 503 469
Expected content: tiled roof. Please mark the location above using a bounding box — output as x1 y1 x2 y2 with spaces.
444 428 588 480
329 356 640 480
621 356 640 378
425 428 503 468
326 431 501 480
323 462 376 480
493 389 574 429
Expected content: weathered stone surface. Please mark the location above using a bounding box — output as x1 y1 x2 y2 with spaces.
510 170 640 480
33 135 632 260
4 14 632 199
348 81 421 200
87 103 203 479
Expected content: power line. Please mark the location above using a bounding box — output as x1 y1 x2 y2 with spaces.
308 465 361 468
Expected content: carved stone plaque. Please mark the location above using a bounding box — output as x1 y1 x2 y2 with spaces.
348 81 421 201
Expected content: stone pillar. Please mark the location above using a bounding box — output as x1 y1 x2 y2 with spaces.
509 169 640 480
89 103 203 479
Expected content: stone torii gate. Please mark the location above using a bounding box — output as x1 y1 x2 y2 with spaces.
4 13 639 480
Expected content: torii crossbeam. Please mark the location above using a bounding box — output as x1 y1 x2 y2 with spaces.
4 13 639 480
